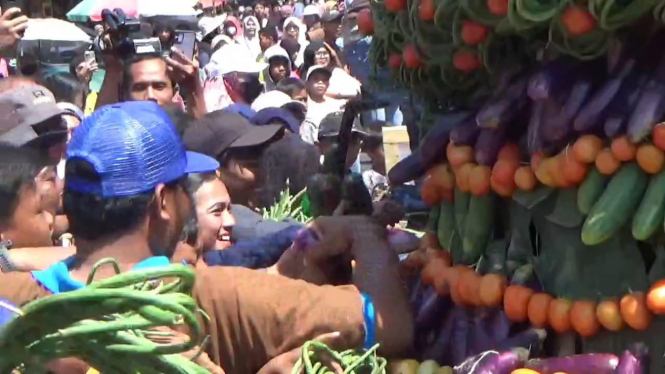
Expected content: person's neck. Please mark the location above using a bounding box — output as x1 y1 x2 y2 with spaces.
68 231 156 283
310 94 325 103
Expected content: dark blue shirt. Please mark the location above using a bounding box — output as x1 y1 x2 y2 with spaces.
203 204 303 269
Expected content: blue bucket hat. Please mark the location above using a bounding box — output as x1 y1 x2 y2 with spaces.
66 101 219 197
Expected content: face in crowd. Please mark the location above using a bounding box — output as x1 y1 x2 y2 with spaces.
314 47 331 67
306 71 330 98
269 57 290 83
285 22 299 40
127 58 174 107
193 175 235 252
245 18 258 37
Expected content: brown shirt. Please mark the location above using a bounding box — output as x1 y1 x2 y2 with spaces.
0 267 365 374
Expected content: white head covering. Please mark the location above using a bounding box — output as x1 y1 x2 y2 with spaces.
211 34 233 50
283 17 308 67
208 44 267 77
198 14 227 41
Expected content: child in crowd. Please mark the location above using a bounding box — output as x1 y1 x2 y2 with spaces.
300 65 344 144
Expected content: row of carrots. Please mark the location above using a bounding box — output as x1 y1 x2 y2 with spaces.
421 127 665 206
406 244 665 338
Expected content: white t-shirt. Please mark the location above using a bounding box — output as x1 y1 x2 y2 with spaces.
300 97 345 144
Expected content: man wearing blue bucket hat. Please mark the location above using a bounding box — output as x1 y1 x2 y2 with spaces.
0 101 413 373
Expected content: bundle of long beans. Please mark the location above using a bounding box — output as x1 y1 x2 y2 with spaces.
291 342 387 374
263 184 311 224
0 259 211 374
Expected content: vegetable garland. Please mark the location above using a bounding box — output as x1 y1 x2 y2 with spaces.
0 259 211 374
366 0 664 111
291 341 387 374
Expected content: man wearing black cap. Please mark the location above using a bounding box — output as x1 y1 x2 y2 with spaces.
0 85 68 159
183 110 285 208
317 110 366 170
321 9 344 62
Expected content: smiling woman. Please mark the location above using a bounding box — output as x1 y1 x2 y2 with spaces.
185 172 236 253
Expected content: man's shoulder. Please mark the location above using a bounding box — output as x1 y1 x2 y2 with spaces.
0 271 52 306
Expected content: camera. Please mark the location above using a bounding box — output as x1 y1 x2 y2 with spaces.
97 8 162 59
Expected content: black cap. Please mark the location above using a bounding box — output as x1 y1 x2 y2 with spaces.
321 10 343 22
183 110 283 158
318 111 365 139
0 85 67 149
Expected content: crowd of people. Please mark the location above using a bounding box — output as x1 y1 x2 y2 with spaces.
0 0 415 373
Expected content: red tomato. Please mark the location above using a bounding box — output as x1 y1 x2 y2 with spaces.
403 45 421 69
453 51 481 73
389 54 402 70
358 9 374 35
561 6 596 36
461 21 488 45
418 0 436 21
385 0 407 12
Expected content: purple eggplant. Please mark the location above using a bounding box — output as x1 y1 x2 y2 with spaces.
387 229 420 255
627 80 665 143
575 78 624 132
525 353 620 374
388 152 427 184
422 308 457 364
450 121 481 146
604 74 648 137
528 60 579 101
469 348 530 374
527 101 545 153
615 343 649 374
452 308 470 365
475 128 505 166
543 80 592 142
477 78 528 130
492 328 546 352
415 287 451 332
420 111 472 166
453 350 499 373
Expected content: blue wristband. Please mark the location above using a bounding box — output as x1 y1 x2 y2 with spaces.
361 293 376 349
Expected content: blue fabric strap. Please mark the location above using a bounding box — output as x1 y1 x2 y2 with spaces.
361 292 376 349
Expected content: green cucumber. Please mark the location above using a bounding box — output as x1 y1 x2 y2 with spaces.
426 206 440 233
454 187 471 237
632 170 665 241
577 166 608 215
581 163 648 245
462 193 494 264
437 200 456 249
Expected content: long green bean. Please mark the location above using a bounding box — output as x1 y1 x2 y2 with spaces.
0 259 211 374
291 341 387 374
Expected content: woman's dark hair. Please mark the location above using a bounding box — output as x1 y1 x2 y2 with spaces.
69 54 85 76
279 38 300 69
255 132 320 208
259 25 278 43
63 158 155 241
0 143 46 226
42 73 88 108
298 41 325 77
276 77 305 97
180 172 218 245
162 104 195 136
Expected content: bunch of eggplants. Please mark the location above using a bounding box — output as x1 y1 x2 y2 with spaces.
387 38 665 187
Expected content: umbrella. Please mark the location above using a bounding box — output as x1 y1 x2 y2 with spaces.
22 19 91 42
67 0 198 23
198 0 226 9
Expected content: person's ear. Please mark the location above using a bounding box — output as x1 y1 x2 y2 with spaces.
153 184 172 221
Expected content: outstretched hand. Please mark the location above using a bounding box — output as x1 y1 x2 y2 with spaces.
0 7 28 52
